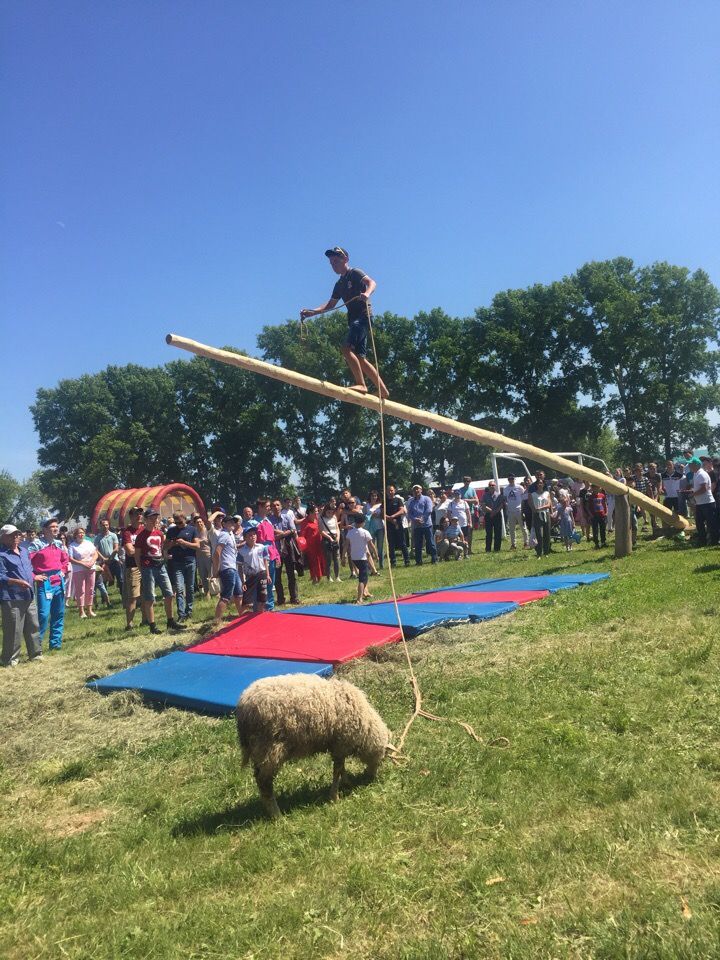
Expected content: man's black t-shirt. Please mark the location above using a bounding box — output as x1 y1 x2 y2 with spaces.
332 268 370 324
385 495 405 529
166 524 198 562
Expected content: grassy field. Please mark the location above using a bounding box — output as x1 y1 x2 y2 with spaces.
2 531 720 959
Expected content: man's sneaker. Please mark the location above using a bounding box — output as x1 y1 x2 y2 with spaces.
125 623 134 631
30 654 44 662
149 623 162 635
168 619 187 631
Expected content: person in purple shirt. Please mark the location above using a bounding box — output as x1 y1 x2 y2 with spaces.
0 524 43 667
406 484 438 566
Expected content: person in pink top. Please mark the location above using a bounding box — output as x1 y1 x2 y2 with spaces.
28 518 70 650
253 498 281 611
68 526 98 618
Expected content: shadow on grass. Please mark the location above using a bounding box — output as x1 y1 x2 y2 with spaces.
171 772 371 834
694 563 720 574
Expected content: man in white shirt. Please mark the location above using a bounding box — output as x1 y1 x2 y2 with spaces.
689 457 719 546
346 514 379 603
503 474 527 549
434 488 454 526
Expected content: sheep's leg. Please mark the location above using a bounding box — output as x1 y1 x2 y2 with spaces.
254 766 281 819
330 757 346 802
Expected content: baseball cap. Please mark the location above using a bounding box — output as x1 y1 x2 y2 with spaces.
143 508 159 518
243 525 258 537
688 457 702 467
221 514 236 525
0 524 20 536
41 517 58 528
325 246 349 260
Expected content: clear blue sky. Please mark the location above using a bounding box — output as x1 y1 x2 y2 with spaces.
3 0 719 479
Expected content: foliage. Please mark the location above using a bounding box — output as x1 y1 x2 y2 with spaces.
0 470 20 524
575 259 720 460
0 470 49 527
29 260 720 508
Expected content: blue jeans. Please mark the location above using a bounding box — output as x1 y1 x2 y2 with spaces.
265 559 276 611
36 580 66 650
413 526 438 564
372 528 385 568
169 558 196 618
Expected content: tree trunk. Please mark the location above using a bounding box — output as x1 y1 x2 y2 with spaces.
614 494 632 558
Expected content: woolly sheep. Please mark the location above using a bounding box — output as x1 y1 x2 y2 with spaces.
235 673 391 818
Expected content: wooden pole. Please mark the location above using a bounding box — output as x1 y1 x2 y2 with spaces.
165 333 690 532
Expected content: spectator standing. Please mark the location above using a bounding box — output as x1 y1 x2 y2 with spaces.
270 499 300 605
365 490 385 569
254 500 281 610
385 485 410 567
121 506 144 630
319 499 342 582
291 496 306 521
298 505 325 585
481 481 505 553
588 485 608 548
345 513 379 603
531 480 552 557
448 489 472 545
503 474 527 549
688 457 719 546
28 518 69 651
458 476 478 554
661 461 683 514
166 512 200 622
194 517 212 597
0 525 43 667
406 484 438 566
212 515 245 620
435 488 454 526
135 509 186 634
569 479 591 541
68 526 98 618
94 519 123 595
237 526 270 612
558 496 576 551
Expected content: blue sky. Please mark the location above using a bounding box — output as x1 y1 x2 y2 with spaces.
3 0 719 479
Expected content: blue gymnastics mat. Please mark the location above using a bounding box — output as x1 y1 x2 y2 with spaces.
282 601 517 636
427 573 610 594
87 652 333 715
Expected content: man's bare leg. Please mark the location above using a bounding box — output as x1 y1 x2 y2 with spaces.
341 346 368 393
358 357 389 399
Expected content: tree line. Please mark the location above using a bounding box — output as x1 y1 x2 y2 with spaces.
20 257 720 520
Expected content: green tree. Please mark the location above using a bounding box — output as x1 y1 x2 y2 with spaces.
0 471 20 524
470 280 600 454
168 351 291 510
575 259 720 459
32 365 187 517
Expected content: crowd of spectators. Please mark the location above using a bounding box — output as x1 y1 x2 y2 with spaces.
2 456 718 667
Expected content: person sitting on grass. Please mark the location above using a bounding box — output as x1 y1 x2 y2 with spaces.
238 526 270 613
135 509 186 635
212 514 245 622
345 513 379 604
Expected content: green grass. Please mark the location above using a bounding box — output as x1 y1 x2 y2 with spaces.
2 530 720 959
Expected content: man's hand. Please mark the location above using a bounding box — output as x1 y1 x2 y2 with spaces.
300 308 315 320
34 574 47 583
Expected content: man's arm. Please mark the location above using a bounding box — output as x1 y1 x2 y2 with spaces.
361 275 377 300
300 298 339 319
212 543 223 577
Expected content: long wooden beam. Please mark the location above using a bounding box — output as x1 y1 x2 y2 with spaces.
166 333 689 531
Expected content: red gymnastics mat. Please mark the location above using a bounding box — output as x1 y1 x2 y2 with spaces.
399 589 549 606
187 611 402 665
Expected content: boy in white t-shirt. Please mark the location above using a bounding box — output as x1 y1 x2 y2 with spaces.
345 513 379 603
237 527 270 613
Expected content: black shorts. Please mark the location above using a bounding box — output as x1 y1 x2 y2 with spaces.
355 559 369 584
344 319 369 358
242 572 268 609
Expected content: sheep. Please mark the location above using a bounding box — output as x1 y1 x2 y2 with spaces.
235 673 391 819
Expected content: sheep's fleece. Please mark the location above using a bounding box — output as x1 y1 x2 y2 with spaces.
236 673 390 816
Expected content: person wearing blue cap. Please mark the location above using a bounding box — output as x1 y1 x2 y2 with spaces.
300 247 389 399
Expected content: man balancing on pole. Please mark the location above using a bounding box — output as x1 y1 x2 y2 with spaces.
300 247 389 399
